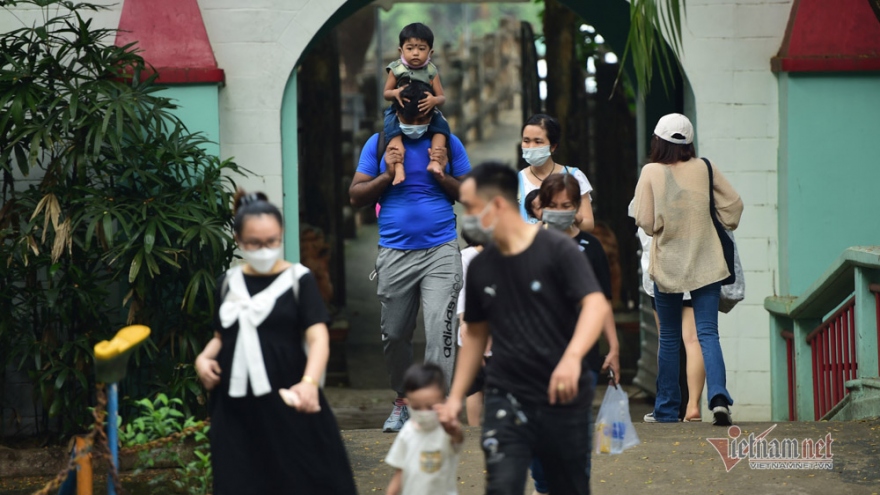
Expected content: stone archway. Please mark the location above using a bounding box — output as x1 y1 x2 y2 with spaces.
278 0 687 259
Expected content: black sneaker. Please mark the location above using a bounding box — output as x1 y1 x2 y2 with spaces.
710 396 733 426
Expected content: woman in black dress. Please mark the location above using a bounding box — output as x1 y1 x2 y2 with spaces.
195 190 357 494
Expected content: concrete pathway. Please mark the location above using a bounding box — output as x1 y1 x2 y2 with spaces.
2 387 878 494
326 385 880 494
345 418 880 495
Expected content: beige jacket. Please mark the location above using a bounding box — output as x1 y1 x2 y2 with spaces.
633 158 743 293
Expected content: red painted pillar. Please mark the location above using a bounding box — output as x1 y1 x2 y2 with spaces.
115 0 224 84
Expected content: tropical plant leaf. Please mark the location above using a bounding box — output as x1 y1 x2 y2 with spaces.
618 0 686 97
1 0 245 437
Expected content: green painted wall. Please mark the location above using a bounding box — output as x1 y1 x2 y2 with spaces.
281 72 300 263
161 85 221 157
779 73 880 295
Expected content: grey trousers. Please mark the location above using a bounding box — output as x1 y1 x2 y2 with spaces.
376 239 462 394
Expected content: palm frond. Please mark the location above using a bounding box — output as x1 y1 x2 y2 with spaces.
618 0 685 97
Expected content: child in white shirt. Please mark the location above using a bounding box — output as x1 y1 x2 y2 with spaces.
385 363 463 495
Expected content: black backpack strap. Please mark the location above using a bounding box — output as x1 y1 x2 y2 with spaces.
446 138 454 172
376 131 386 159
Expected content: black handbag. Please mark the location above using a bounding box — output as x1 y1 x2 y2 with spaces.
702 158 736 286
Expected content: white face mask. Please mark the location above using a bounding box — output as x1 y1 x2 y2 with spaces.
241 247 282 274
400 123 429 140
410 409 441 432
522 145 552 167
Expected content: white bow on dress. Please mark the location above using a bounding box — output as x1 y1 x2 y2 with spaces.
220 265 295 397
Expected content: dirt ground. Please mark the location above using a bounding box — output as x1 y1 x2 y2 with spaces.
346 420 880 495
2 384 879 494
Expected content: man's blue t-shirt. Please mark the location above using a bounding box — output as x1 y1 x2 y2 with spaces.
356 133 471 250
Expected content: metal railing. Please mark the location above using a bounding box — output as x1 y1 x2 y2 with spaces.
765 246 880 421
873 284 880 369
806 297 857 420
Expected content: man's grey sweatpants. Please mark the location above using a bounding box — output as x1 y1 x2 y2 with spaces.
376 239 462 394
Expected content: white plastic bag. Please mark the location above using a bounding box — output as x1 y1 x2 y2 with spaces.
719 230 745 313
594 384 640 455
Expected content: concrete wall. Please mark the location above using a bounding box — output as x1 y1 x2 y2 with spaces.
680 0 793 420
199 0 349 208
778 73 880 296
0 0 793 420
162 85 222 158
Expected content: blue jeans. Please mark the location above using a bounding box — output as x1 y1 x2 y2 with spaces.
653 281 733 422
530 371 598 494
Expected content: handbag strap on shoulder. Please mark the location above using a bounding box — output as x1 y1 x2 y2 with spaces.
702 157 719 220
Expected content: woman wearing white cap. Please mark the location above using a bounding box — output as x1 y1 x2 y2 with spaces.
632 113 743 426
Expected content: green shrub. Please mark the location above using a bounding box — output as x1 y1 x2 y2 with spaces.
0 0 245 436
120 393 212 495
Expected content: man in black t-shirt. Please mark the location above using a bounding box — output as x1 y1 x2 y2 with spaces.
437 162 610 495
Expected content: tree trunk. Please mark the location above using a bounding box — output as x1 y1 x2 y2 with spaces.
520 21 542 147
542 0 584 167
594 62 639 308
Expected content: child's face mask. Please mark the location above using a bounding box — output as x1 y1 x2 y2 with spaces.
410 409 441 432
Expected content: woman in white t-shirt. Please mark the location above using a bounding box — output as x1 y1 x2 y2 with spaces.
517 113 594 232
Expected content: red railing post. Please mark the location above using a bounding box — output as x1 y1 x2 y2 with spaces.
831 316 843 407
813 334 825 420
807 297 857 419
808 338 822 420
842 312 848 397
842 310 851 382
784 332 796 421
824 328 832 414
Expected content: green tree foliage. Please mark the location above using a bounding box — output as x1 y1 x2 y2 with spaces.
375 0 683 96
0 0 244 436
376 2 543 53
621 0 684 96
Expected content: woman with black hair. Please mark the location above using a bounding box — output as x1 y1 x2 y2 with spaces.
518 113 594 232
195 189 357 494
529 174 621 495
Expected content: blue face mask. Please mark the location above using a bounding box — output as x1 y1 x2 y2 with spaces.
399 123 429 140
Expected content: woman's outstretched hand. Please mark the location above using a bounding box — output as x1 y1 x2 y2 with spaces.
288 381 321 413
